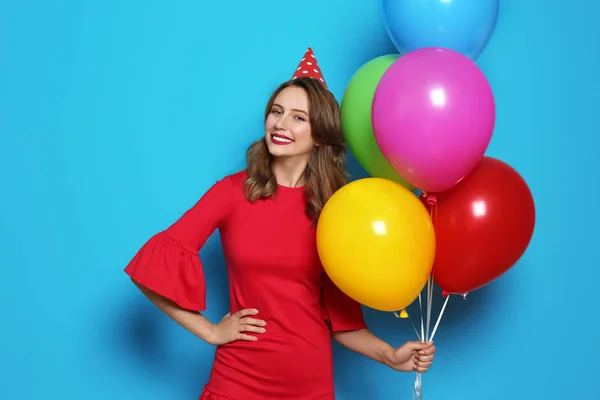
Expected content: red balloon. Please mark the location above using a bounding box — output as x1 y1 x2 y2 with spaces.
421 156 536 294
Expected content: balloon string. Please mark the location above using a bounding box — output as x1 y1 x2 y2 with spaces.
426 276 433 341
413 290 448 400
413 279 430 400
430 295 449 342
408 313 422 342
413 372 422 400
418 294 425 342
413 200 439 400
393 311 422 342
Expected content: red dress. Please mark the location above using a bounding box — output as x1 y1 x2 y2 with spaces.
124 171 367 400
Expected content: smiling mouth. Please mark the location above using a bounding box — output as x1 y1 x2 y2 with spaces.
270 133 294 145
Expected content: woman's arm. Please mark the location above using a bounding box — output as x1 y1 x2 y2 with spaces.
133 280 216 342
133 280 266 345
332 328 394 365
318 274 435 371
332 328 435 373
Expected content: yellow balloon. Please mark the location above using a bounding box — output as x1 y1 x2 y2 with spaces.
316 178 435 312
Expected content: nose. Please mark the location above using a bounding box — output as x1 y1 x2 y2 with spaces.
274 114 287 130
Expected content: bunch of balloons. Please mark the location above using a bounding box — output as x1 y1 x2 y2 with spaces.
317 0 535 323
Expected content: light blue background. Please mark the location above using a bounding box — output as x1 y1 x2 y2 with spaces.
1 1 598 399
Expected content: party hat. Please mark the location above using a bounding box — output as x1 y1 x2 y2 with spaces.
291 47 327 88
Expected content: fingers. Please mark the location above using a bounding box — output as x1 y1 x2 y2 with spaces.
408 340 434 349
418 344 436 356
414 349 434 372
240 317 267 327
238 333 258 341
240 324 266 334
406 341 426 352
239 314 267 333
416 357 433 366
414 358 433 372
236 309 266 340
236 308 259 317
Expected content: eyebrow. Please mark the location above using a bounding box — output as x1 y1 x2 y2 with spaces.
272 103 309 116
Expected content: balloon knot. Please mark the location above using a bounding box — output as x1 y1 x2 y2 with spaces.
395 309 409 319
422 191 437 205
462 293 468 300
441 290 450 297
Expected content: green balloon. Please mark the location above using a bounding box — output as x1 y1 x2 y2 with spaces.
341 54 415 190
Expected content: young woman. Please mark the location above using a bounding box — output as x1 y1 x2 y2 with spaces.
124 48 436 400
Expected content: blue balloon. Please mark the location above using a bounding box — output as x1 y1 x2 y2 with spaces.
382 0 499 60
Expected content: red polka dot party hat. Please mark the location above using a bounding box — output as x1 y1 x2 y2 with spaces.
291 47 327 88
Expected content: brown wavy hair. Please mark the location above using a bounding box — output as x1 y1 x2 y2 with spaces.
243 77 347 224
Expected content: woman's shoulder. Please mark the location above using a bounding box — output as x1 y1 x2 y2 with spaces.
218 169 247 189
211 169 247 199
224 169 248 182
190 170 247 212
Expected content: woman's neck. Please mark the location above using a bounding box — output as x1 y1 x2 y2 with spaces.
272 156 309 188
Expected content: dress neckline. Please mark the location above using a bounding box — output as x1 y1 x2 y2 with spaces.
277 184 305 195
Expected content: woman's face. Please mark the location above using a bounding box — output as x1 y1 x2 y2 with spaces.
265 86 315 160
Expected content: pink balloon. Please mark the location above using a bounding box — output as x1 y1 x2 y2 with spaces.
372 48 495 193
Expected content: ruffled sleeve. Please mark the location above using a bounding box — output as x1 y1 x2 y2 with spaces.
321 273 367 332
124 176 234 312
